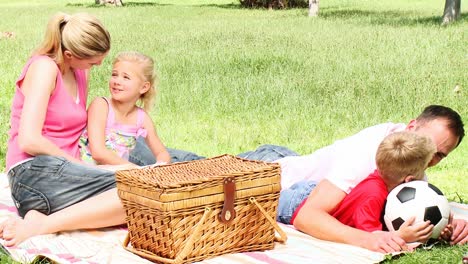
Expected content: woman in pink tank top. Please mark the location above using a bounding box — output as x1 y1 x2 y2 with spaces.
0 12 136 247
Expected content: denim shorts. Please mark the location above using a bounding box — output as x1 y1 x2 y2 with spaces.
237 144 299 162
276 180 317 224
7 155 116 217
129 137 205 165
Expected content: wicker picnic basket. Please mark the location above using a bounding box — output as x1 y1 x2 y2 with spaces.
115 154 287 264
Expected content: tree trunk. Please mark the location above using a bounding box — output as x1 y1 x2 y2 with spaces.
441 0 461 25
309 0 319 17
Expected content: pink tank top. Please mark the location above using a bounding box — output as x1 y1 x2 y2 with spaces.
6 56 88 170
79 97 147 163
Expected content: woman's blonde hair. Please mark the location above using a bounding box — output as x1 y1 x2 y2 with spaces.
113 51 158 112
376 132 436 184
34 12 111 72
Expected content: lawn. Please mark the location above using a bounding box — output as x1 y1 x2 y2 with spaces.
0 0 467 263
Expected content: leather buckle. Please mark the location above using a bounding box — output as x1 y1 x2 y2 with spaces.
219 177 236 224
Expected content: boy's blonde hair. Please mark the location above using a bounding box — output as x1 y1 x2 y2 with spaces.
113 51 157 112
34 12 111 72
376 132 436 184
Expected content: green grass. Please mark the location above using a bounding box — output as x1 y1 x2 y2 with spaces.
0 0 467 263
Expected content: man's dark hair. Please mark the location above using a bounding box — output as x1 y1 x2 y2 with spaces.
416 105 465 146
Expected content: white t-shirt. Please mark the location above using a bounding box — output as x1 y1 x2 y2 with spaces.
276 122 407 193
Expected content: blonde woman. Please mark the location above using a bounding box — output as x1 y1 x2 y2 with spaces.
0 12 130 247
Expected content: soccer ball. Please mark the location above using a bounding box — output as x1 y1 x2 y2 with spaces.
384 180 451 239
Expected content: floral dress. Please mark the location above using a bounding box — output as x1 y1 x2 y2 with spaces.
79 97 147 164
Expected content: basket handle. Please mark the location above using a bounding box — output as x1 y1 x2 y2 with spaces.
249 197 288 243
122 207 211 264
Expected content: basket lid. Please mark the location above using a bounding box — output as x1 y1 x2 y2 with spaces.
115 154 280 192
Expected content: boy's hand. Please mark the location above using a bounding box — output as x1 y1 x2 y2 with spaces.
397 216 433 243
439 224 453 241
370 231 408 253
439 213 453 242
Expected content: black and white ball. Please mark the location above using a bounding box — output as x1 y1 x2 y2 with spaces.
384 181 451 239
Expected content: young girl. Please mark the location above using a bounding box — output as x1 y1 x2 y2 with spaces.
80 51 170 166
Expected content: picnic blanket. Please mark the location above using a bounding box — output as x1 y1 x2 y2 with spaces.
0 172 466 264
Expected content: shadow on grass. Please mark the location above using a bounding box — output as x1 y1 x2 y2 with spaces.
195 3 244 9
320 8 468 27
65 1 305 10
66 1 240 8
66 1 246 9
65 0 301 9
65 2 172 8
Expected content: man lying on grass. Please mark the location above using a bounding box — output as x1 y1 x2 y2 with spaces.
239 105 467 251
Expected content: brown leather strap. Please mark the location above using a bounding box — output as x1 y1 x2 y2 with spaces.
219 177 236 224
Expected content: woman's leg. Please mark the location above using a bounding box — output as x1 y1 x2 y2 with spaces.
276 180 317 224
1 188 126 246
167 148 206 163
129 137 157 165
8 156 117 217
130 137 205 165
238 144 299 162
1 155 125 246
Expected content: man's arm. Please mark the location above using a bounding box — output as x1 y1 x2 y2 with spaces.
293 179 407 253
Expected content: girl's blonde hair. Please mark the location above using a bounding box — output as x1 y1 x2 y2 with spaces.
113 51 158 112
34 12 111 72
376 132 436 184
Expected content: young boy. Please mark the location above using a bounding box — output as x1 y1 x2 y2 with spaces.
285 131 436 243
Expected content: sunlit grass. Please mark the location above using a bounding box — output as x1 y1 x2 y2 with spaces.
0 0 466 263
